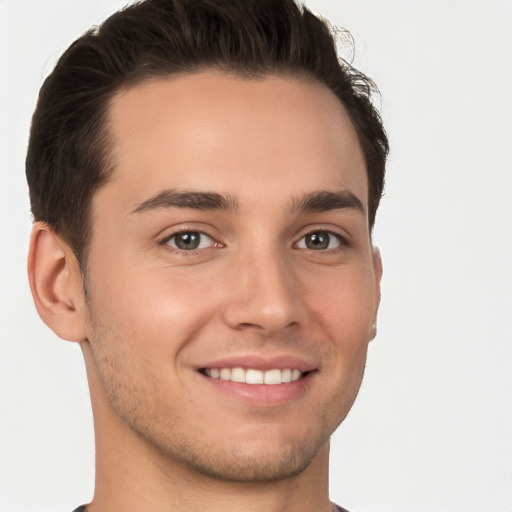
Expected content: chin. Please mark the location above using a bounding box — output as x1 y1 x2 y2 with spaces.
152 420 332 483
175 439 323 483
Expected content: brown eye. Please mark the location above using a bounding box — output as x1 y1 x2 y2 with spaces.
297 231 341 251
166 231 213 251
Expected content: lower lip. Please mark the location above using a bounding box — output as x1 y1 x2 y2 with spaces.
199 371 315 407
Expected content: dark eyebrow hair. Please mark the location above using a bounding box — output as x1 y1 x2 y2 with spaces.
292 190 365 214
130 189 239 214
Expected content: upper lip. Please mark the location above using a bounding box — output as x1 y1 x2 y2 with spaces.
196 354 318 373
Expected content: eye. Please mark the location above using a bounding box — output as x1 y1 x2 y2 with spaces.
165 231 216 251
296 231 342 251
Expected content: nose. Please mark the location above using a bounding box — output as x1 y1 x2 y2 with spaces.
221 245 306 335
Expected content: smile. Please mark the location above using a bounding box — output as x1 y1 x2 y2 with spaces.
203 367 305 385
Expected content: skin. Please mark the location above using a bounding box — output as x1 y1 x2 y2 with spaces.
28 72 382 512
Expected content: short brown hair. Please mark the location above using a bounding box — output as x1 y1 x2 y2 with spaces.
26 0 388 265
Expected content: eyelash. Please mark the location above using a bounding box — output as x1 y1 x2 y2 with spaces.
295 229 348 252
159 229 221 254
158 228 349 255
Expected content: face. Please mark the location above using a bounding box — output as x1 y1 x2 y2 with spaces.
81 72 381 482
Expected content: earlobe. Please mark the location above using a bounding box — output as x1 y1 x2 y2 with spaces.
28 223 87 342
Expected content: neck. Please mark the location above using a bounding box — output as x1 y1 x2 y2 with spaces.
92 420 332 512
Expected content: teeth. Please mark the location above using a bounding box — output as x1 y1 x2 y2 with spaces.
231 367 245 383
291 369 301 381
246 369 264 384
220 368 231 380
281 368 292 383
205 367 304 385
264 369 281 385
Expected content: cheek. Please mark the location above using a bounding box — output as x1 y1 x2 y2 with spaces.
301 264 376 401
86 262 223 353
304 266 377 337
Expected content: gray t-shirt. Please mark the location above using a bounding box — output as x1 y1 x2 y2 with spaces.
73 504 351 511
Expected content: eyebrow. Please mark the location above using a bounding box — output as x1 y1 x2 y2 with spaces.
130 188 364 217
291 190 365 214
130 189 239 214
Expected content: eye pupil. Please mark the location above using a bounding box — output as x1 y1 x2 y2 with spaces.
175 232 200 250
306 232 330 250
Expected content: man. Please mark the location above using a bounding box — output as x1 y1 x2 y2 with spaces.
26 0 388 510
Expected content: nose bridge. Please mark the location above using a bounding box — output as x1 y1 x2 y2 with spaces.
223 239 302 333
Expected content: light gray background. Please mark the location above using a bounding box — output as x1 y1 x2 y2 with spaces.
1 1 511 511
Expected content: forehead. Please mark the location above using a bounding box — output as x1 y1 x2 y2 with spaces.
101 72 367 214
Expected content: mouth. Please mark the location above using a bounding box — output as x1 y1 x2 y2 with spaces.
196 355 317 406
200 367 309 385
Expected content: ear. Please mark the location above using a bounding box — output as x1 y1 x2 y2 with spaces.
372 246 383 303
27 222 87 342
371 246 383 338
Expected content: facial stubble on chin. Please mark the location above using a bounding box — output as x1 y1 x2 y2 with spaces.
162 420 332 483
